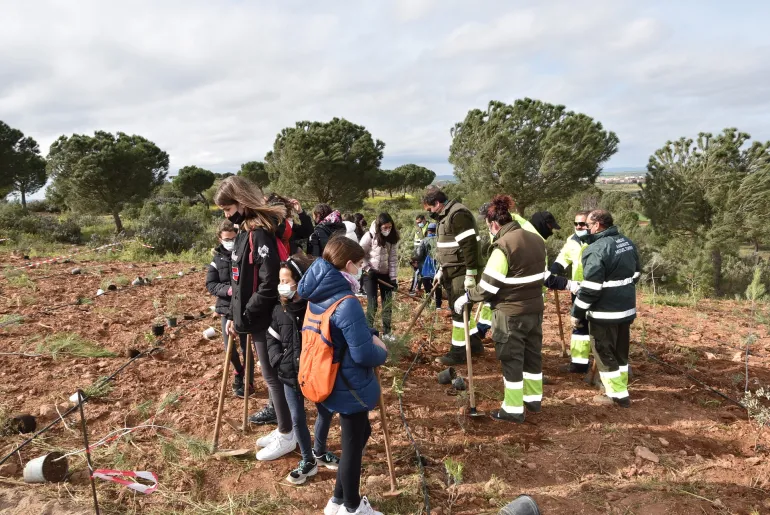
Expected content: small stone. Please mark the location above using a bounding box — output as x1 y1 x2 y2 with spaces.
658 437 669 447
39 405 56 422
177 271 184 277
70 268 81 275
705 352 716 360
678 450 687 457
0 463 20 477
527 463 536 470
563 396 578 406
746 457 762 466
731 352 743 362
635 446 659 464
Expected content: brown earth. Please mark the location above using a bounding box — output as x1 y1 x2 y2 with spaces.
1 255 770 514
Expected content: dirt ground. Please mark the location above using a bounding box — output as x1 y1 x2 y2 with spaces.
1 255 770 514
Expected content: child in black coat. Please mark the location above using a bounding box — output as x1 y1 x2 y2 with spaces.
266 253 339 485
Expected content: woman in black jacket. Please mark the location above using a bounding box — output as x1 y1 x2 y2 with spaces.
266 253 339 485
205 219 254 398
308 203 346 257
214 176 296 461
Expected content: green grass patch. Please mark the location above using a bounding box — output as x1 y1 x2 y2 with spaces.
0 314 23 326
3 270 36 290
36 332 116 358
82 377 113 399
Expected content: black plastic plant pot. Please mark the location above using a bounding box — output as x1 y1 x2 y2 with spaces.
4 414 37 435
152 324 165 337
166 317 177 328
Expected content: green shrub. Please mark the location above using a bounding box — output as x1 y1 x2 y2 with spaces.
49 218 82 244
136 202 212 254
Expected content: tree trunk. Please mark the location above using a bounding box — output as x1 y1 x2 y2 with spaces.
754 238 760 254
516 203 526 216
711 248 722 296
112 211 124 234
199 192 207 205
20 189 26 210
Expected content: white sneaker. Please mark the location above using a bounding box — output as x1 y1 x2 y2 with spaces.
347 496 383 515
323 497 343 515
256 428 280 448
256 432 297 461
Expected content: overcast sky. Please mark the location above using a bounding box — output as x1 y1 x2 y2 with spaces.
2 0 769 180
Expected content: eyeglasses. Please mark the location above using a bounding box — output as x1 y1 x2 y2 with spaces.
574 222 587 227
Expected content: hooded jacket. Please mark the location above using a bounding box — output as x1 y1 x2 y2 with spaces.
359 221 399 281
297 258 388 414
342 221 359 242
206 244 232 316
228 227 280 333
309 211 346 257
571 226 641 325
265 298 308 389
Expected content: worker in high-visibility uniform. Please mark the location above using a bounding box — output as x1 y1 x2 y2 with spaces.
422 187 484 365
455 195 546 423
545 210 591 373
476 206 547 339
571 209 640 407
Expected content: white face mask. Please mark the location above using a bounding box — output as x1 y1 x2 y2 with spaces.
381 229 391 237
575 229 588 237
222 240 234 251
278 284 295 299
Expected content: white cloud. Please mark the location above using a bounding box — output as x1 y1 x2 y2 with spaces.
1 0 769 188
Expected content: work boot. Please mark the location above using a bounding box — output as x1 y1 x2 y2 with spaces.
524 401 542 413
248 404 277 425
232 375 244 397
490 409 525 423
613 396 631 408
559 362 589 374
435 349 466 366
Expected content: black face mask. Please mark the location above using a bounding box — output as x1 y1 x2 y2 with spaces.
227 211 245 225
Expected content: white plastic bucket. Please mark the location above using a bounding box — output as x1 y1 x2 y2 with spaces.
23 452 69 483
202 327 217 339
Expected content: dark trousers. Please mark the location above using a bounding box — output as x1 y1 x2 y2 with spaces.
493 311 544 415
221 316 252 379
363 271 393 334
590 322 631 398
333 411 372 510
252 330 292 434
283 384 334 462
409 268 421 292
441 272 482 354
421 277 442 308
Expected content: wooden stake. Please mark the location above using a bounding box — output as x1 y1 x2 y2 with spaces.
553 290 568 357
212 333 235 452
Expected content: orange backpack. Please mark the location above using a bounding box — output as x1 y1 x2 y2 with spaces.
298 295 355 403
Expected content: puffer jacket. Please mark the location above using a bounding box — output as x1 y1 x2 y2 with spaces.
265 299 308 389
571 226 641 326
359 222 398 281
297 258 388 415
342 221 358 242
309 222 346 257
206 244 232 316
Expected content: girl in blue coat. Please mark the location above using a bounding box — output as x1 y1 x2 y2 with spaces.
298 236 388 515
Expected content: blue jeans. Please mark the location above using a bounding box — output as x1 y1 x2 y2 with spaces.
283 384 334 462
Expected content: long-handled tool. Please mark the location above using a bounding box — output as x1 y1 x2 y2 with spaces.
375 368 400 496
553 290 568 358
473 302 482 324
242 335 252 433
211 333 235 452
403 280 440 337
463 304 483 417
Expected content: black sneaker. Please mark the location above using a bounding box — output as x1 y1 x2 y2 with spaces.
612 396 631 408
559 363 589 374
232 375 244 398
313 450 340 470
435 350 466 366
248 405 277 425
286 459 318 485
490 409 525 423
233 380 255 399
524 401 542 413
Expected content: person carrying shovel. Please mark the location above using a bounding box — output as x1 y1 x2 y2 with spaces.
454 195 546 423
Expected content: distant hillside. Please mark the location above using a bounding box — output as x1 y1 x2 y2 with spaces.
432 174 456 184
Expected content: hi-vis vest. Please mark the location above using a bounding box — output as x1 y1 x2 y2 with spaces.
555 234 588 281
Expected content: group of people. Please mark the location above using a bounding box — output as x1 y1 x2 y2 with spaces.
419 186 640 423
205 176 390 515
203 175 640 513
